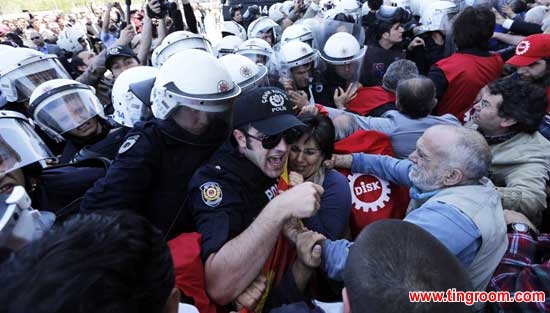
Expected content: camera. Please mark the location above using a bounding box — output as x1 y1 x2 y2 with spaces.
147 0 171 19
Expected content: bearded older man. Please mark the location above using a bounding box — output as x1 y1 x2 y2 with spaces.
326 124 508 294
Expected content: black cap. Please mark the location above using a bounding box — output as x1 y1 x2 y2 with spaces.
233 87 304 135
105 45 139 70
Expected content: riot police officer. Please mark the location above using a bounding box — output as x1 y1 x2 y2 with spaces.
81 49 241 239
29 78 126 164
0 110 106 219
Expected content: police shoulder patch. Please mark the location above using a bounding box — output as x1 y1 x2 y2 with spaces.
200 182 223 207
118 134 141 154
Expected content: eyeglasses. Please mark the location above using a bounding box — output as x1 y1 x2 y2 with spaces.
290 145 321 157
31 36 40 40
244 128 300 149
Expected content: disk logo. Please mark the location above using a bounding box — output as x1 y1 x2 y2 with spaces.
348 173 391 212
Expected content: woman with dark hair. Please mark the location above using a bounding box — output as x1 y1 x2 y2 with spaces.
288 112 351 239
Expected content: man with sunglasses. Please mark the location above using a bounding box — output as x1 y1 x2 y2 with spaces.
188 87 325 312
29 31 61 56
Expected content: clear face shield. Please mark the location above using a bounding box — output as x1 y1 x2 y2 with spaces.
113 88 153 127
0 114 54 177
275 47 319 92
33 88 104 139
314 20 366 88
239 65 270 93
0 55 71 102
126 78 155 126
155 82 239 146
238 41 278 71
416 5 458 38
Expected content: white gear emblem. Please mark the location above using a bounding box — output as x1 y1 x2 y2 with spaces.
348 173 391 212
516 41 530 55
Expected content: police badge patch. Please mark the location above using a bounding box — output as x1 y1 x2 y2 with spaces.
200 182 223 207
118 135 140 154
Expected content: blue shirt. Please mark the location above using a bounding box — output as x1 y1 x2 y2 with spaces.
100 31 116 49
302 169 351 240
322 153 481 280
325 107 460 158
36 45 48 54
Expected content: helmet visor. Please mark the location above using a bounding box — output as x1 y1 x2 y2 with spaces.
0 117 54 176
7 57 71 101
34 89 103 135
157 37 213 66
170 103 234 146
162 84 238 145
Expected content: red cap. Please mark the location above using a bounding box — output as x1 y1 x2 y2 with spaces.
506 34 550 67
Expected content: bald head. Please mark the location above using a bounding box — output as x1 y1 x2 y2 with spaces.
344 219 472 313
396 77 437 119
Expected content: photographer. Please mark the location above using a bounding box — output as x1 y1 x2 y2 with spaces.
230 4 243 25
360 5 409 87
100 2 126 48
76 0 157 111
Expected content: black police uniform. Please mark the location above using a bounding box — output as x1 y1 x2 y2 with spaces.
27 160 109 218
80 118 222 240
65 127 130 164
59 119 126 164
312 68 351 109
360 41 404 87
188 143 310 311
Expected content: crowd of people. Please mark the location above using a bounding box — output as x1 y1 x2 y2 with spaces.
1 0 550 312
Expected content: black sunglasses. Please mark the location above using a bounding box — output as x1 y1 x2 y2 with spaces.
244 128 300 149
31 36 40 40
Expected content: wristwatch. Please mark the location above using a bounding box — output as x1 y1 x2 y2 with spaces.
507 223 538 237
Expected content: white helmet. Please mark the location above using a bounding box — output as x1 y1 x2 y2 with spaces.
410 0 438 16
0 110 54 175
151 49 240 145
417 1 458 35
279 41 318 69
281 24 314 46
0 185 55 249
0 44 14 53
29 79 105 142
0 48 71 102
281 1 295 17
247 17 282 45
234 38 274 65
214 35 244 58
57 25 88 53
219 54 268 93
338 0 362 23
111 66 158 127
151 31 213 68
222 21 247 41
320 32 366 65
323 8 340 20
269 3 286 23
